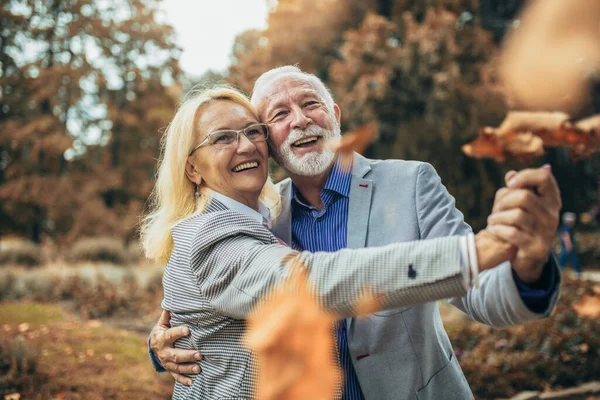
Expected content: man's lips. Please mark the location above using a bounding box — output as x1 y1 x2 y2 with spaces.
292 136 320 147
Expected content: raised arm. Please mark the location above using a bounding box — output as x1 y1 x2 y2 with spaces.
191 213 512 319
413 162 561 327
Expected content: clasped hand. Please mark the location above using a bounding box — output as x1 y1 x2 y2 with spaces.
477 165 561 283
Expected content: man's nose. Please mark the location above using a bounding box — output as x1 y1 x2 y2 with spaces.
290 106 311 130
236 132 256 153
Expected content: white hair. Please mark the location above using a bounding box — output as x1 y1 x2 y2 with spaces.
250 65 336 115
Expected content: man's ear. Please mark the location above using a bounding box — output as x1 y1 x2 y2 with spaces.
333 103 341 126
185 159 203 186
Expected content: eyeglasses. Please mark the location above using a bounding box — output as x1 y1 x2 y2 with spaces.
189 123 269 155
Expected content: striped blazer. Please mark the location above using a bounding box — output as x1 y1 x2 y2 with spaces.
161 198 473 400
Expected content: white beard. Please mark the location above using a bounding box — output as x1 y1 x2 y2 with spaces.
275 122 340 176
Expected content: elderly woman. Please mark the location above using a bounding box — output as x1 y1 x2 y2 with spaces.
140 86 511 399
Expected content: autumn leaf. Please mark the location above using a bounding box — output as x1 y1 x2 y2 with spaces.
572 294 600 318
461 128 506 162
499 0 600 113
326 123 378 169
463 112 600 162
244 259 341 400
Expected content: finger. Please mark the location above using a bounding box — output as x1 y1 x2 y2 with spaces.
158 309 171 328
493 187 511 208
164 361 202 375
170 372 193 387
487 208 536 235
163 348 202 365
506 166 561 207
487 224 533 247
504 170 517 185
492 189 542 214
163 326 191 346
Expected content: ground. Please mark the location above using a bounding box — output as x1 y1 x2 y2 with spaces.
1 302 173 400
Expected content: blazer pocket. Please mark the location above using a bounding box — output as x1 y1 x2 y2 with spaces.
415 354 473 400
373 305 412 317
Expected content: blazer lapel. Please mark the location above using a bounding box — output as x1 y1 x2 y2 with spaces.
272 178 293 245
347 154 373 249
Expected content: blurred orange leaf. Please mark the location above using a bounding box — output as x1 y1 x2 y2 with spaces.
463 112 600 162
326 123 377 169
244 259 341 400
572 294 600 318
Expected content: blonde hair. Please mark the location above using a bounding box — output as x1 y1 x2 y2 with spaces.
140 85 281 263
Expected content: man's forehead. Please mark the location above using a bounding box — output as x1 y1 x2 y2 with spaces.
262 78 319 106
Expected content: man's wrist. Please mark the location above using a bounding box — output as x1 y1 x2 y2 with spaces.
512 256 548 284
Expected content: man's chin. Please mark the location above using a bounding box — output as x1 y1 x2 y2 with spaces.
281 153 335 176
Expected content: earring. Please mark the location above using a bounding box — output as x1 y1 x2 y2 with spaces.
194 184 200 198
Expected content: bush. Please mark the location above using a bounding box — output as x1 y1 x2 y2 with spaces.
0 336 46 396
575 231 600 267
0 241 42 268
448 277 600 399
65 237 128 265
125 240 145 264
0 264 164 319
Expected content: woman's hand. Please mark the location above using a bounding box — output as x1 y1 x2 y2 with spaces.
475 229 517 272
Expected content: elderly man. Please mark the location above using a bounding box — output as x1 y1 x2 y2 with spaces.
149 66 561 399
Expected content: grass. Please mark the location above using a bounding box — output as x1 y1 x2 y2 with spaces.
0 302 173 399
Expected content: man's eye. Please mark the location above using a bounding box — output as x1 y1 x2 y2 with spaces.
272 111 287 120
305 101 320 108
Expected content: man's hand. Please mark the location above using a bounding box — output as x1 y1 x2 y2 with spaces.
150 310 202 386
486 165 561 283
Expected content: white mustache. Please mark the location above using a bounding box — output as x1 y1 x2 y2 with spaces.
284 125 329 147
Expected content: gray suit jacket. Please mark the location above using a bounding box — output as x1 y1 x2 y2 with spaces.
272 154 560 400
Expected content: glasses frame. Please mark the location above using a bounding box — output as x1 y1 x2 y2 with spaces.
189 123 270 155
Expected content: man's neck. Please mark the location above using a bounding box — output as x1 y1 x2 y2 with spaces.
289 164 334 210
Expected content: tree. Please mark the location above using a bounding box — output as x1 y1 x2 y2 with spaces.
228 0 599 228
0 0 181 244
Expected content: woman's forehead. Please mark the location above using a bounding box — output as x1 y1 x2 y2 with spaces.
198 100 257 132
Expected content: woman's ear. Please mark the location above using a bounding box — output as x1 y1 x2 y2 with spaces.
185 159 203 186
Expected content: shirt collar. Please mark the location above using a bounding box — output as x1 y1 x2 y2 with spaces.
323 156 352 197
291 156 353 208
208 190 272 228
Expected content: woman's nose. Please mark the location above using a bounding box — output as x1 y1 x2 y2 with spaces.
236 133 257 153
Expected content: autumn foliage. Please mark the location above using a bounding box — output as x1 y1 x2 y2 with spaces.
2 0 599 245
0 0 181 246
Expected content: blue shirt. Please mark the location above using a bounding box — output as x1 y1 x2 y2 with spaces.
290 157 557 399
290 158 364 400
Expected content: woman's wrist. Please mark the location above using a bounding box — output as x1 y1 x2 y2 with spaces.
474 230 517 272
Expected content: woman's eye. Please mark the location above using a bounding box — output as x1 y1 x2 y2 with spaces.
213 134 234 144
246 128 260 137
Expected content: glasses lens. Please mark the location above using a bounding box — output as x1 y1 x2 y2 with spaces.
209 131 237 148
245 124 268 142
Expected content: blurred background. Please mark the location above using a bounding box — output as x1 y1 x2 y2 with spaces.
1 0 599 399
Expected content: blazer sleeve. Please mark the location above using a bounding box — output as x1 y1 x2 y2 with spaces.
414 162 560 328
189 215 470 320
